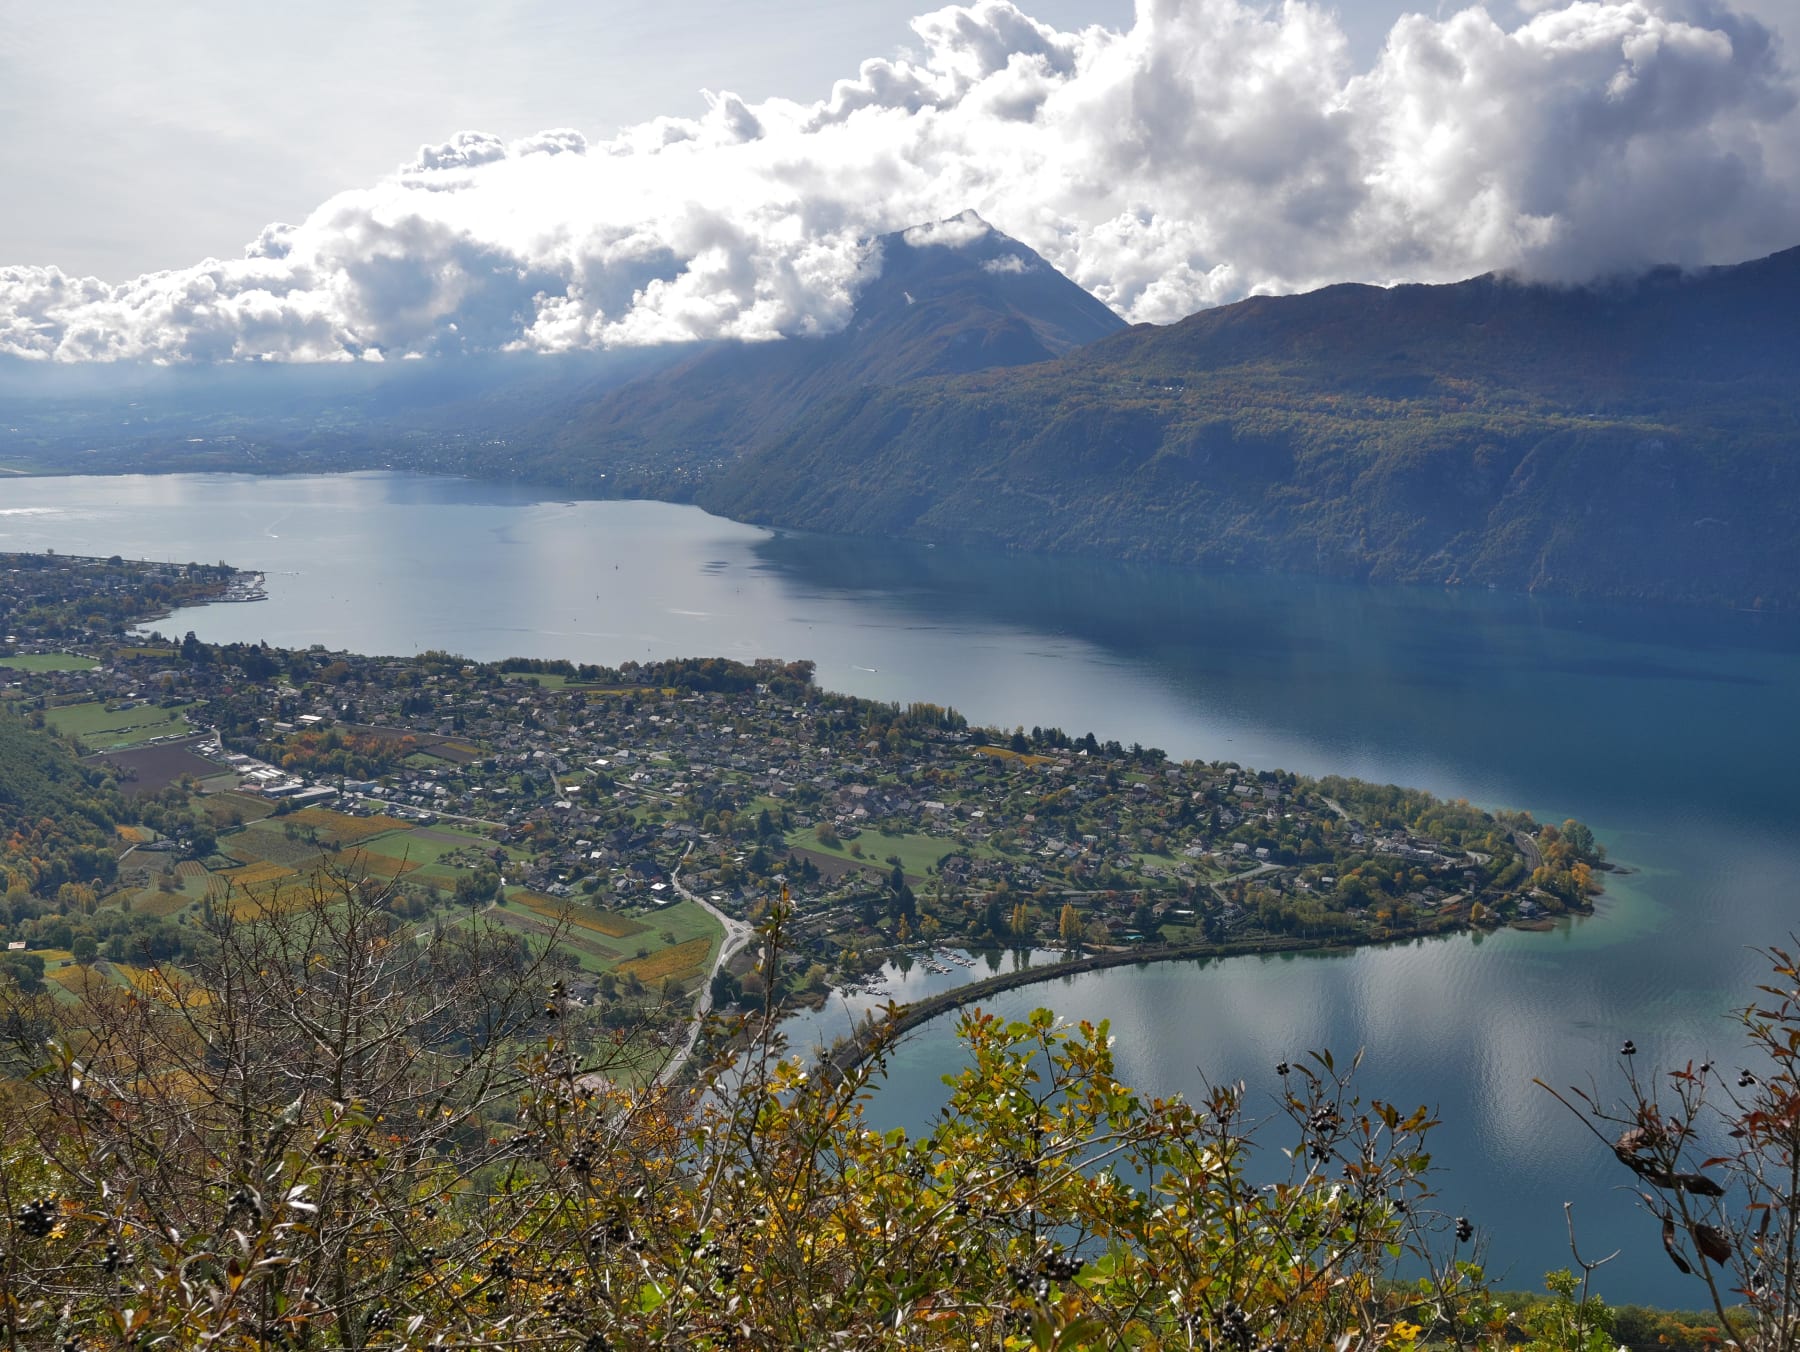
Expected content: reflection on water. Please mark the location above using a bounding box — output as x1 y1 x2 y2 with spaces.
7 471 1800 1303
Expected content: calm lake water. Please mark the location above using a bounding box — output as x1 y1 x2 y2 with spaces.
6 470 1798 1305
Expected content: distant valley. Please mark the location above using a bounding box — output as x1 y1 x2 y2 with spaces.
5 216 1797 610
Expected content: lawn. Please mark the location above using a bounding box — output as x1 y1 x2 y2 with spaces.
352 825 499 866
43 699 196 750
970 745 1057 768
0 652 98 671
783 827 971 882
632 898 722 950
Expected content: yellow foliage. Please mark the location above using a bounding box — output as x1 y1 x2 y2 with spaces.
617 936 712 984
511 891 647 939
290 808 413 843
220 860 298 892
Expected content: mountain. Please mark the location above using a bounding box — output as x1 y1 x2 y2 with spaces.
10 225 1796 610
516 212 1127 491
698 246 1800 608
3 214 1126 491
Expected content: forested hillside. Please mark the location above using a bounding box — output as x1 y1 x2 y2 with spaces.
0 709 123 896
517 214 1127 492
701 246 1800 608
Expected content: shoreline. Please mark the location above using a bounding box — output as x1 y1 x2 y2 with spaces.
817 904 1595 1078
6 464 1795 620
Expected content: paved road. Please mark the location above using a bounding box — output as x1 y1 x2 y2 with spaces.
656 843 757 1088
1208 858 1282 903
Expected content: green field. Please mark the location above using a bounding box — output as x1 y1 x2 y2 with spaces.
337 826 503 888
783 827 975 882
494 890 720 978
0 652 99 672
43 700 197 749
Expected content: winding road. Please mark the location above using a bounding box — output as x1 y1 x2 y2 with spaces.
655 843 757 1088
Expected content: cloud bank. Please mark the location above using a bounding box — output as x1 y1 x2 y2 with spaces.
3 0 1794 361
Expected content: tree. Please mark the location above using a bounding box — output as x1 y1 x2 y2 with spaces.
0 950 44 995
1560 818 1602 863
70 934 97 965
0 862 563 1349
1543 937 1800 1349
1059 901 1083 947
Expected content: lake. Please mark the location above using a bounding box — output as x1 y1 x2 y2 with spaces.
6 469 1798 1304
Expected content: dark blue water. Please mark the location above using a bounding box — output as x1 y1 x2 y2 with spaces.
5 470 1796 1304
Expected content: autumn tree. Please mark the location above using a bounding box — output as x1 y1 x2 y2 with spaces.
1543 937 1800 1350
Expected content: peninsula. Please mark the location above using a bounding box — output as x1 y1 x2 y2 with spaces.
0 550 1604 1072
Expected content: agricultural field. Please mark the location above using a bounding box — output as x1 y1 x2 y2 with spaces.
325 848 421 881
782 846 875 883
0 652 98 671
487 908 624 972
218 859 299 893
617 936 711 985
129 885 203 918
87 735 221 796
48 962 101 995
491 890 718 980
501 674 675 695
417 738 483 765
199 790 276 827
509 889 648 941
224 821 336 869
44 699 196 750
171 812 515 907
288 806 415 845
345 824 507 887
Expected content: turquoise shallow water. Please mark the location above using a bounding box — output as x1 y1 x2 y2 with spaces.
6 469 1798 1303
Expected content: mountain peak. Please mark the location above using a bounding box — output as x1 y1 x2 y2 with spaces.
898 209 995 249
846 213 1124 375
521 212 1125 479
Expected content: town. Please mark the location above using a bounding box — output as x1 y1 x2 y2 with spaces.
1 551 1603 1076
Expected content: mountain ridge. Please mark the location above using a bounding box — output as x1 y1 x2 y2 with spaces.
520 212 1127 487
5 226 1797 610
693 242 1800 608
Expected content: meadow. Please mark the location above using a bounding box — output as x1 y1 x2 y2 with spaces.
43 698 196 750
0 652 99 671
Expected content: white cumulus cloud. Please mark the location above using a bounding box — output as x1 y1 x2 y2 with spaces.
1 0 1793 361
